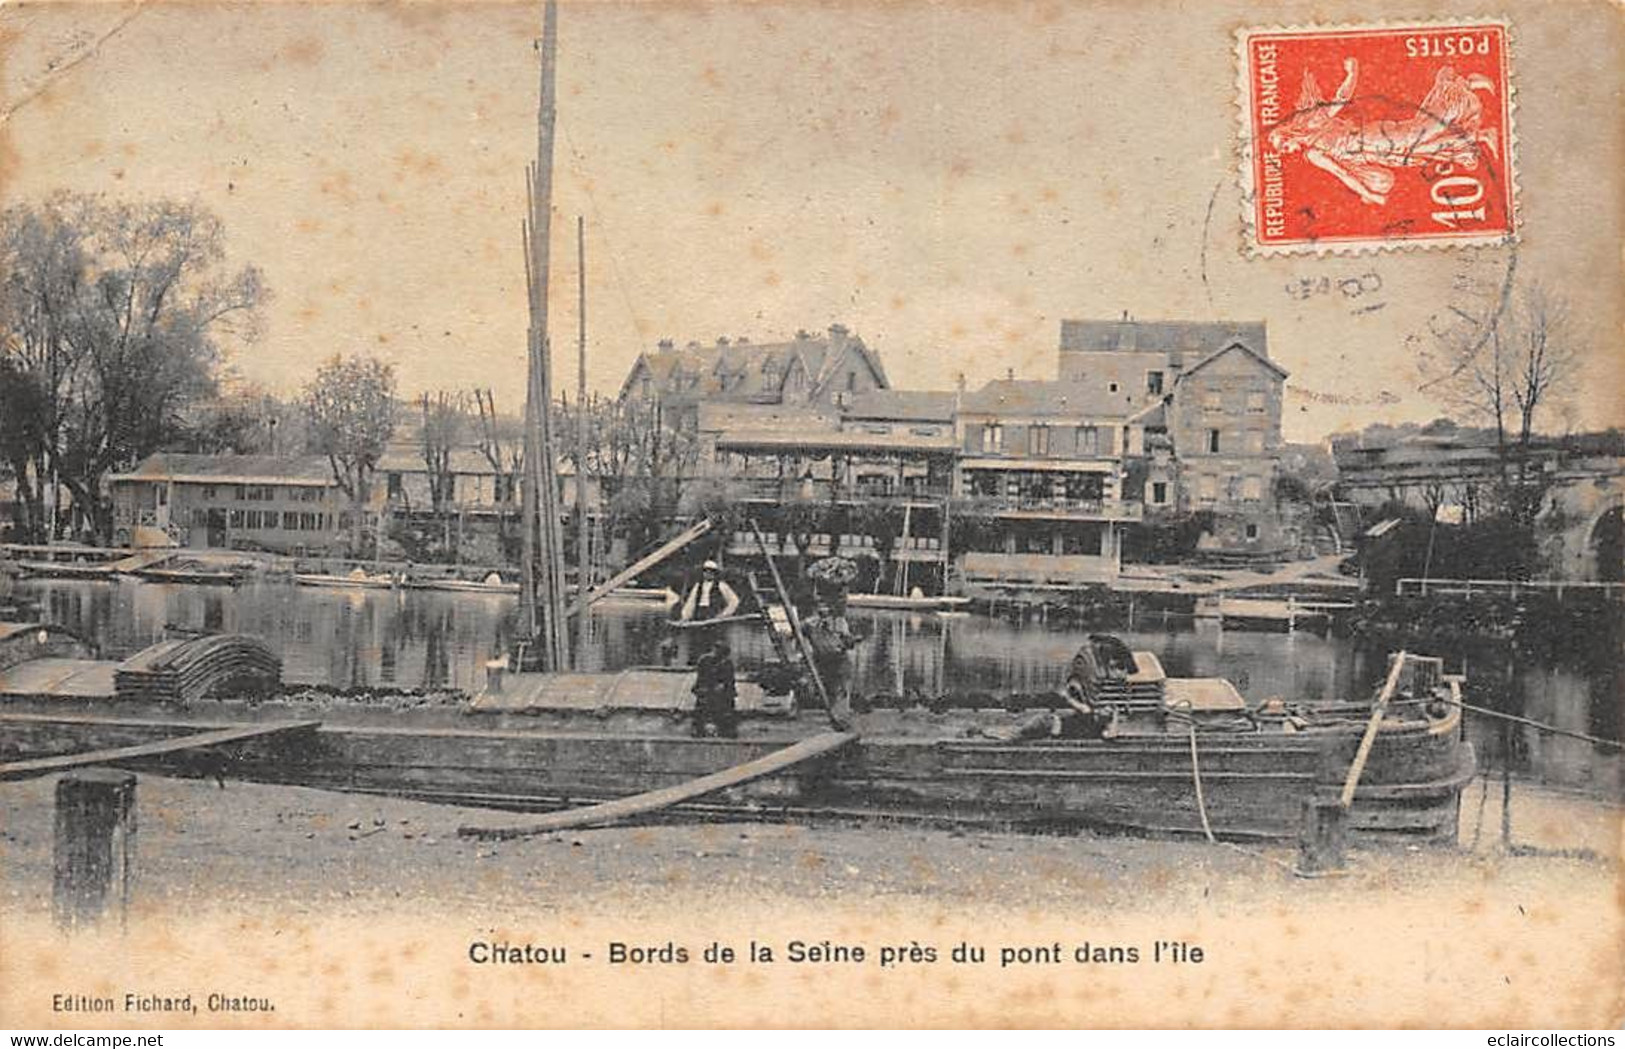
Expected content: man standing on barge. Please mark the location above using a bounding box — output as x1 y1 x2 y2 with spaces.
801 557 866 731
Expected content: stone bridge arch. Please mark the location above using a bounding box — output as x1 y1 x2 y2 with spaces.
1542 466 1625 582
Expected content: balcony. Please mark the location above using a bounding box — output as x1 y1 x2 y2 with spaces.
729 477 952 505
954 495 1143 521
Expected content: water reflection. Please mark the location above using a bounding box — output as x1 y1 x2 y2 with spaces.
14 578 1620 797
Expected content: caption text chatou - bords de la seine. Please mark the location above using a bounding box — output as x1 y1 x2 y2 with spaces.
467 938 1204 968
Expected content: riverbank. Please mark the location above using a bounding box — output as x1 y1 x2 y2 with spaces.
0 772 1618 1027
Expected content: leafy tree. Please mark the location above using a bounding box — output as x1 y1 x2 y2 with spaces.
303 354 396 552
0 193 264 540
174 385 299 455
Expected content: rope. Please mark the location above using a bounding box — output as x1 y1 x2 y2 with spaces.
1183 717 1304 875
1441 694 1622 750
1187 720 1217 845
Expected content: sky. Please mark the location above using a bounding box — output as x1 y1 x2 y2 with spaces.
2 0 1621 443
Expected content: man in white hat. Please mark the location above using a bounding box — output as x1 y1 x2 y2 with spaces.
678 560 740 625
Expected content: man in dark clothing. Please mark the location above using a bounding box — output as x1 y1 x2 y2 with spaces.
691 640 739 738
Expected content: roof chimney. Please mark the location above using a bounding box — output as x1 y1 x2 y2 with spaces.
735 336 749 344
794 329 811 340
1006 367 1015 380
657 338 674 352
828 323 849 340
716 336 730 346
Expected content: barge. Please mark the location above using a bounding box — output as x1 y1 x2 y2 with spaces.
0 626 1474 843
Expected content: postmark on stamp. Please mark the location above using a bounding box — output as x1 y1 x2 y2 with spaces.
1237 20 1516 254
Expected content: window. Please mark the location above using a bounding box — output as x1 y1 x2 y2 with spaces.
1197 475 1218 504
1207 429 1221 453
1241 476 1264 501
201 486 217 500
1147 371 1164 395
846 372 858 392
283 511 298 530
982 423 1004 452
1018 528 1053 555
1246 390 1267 414
1151 481 1168 505
1028 425 1050 456
1245 523 1260 540
387 473 403 499
1202 389 1223 411
1076 425 1098 455
1107 381 1120 394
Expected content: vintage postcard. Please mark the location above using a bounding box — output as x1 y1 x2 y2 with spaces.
0 0 1620 1031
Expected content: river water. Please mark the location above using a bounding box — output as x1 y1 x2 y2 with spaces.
12 578 1621 798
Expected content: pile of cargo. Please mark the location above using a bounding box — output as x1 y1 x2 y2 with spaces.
114 634 282 704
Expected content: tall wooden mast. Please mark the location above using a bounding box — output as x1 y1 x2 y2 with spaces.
518 0 571 670
574 214 591 667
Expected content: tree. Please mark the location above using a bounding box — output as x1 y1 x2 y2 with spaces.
471 388 524 555
303 354 396 553
419 390 468 515
563 394 699 562
0 193 264 540
1425 282 1578 520
854 502 903 592
174 384 297 455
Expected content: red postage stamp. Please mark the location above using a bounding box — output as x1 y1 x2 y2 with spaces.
1237 20 1515 254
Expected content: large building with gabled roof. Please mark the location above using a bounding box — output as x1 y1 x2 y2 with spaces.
617 323 889 430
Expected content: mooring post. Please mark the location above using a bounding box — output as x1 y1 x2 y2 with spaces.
1500 718 1514 849
1297 795 1347 875
53 769 137 931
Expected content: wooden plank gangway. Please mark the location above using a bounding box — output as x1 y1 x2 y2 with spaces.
457 731 857 840
0 718 321 781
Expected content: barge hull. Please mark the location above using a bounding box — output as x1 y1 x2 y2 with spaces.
0 710 1473 842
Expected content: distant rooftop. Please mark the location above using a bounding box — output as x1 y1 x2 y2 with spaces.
960 379 1139 418
112 453 335 486
842 389 957 423
1060 319 1268 358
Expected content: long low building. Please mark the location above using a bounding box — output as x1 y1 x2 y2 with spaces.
109 453 348 553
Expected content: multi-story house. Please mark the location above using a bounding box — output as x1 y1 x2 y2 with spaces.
1058 318 1288 553
951 378 1145 585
